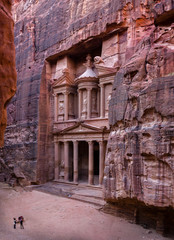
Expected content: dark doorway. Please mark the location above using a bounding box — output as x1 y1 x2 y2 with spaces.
68 142 73 181
93 141 99 185
78 141 88 183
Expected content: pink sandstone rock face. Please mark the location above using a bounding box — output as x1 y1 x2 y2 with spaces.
0 0 16 147
104 2 174 210
1 1 173 221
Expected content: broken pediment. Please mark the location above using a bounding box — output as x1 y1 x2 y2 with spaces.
53 68 75 88
93 56 120 77
94 64 118 77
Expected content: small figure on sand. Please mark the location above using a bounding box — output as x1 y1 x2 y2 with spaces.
13 218 17 229
18 216 24 229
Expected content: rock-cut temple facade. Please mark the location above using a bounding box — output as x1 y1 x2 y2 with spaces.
1 0 174 234
52 54 116 186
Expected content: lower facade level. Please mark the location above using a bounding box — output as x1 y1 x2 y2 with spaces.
54 139 107 185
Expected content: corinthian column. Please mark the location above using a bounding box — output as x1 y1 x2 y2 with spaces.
88 141 94 185
99 141 104 185
64 141 69 181
73 140 78 183
78 89 82 119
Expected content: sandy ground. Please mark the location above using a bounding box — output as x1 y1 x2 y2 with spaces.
0 183 171 240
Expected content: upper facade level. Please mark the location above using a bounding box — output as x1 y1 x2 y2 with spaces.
52 54 118 126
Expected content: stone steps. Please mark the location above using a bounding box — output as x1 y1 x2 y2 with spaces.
31 181 105 207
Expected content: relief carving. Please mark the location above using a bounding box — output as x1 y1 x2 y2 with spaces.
68 93 75 119
81 90 87 119
91 90 98 118
58 94 64 121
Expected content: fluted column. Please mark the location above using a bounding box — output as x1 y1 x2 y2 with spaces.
64 141 69 181
78 89 82 119
54 141 59 180
87 88 92 119
99 141 104 185
100 84 105 118
64 92 69 121
88 141 94 185
73 140 78 183
54 94 58 121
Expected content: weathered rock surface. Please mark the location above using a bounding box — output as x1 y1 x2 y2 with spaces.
1 1 173 224
105 2 174 211
0 0 16 147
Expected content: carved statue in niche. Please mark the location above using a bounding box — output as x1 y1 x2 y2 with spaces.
94 56 105 65
105 93 111 117
59 101 64 114
81 90 87 119
84 54 93 68
91 90 98 118
82 90 87 112
106 93 111 108
68 93 75 119
58 94 64 121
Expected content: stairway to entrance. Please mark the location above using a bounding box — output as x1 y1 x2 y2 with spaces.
31 181 105 206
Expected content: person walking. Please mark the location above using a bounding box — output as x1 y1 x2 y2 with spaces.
18 216 24 229
13 218 17 229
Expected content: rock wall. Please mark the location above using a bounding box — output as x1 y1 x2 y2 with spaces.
0 0 16 183
0 0 16 147
1 2 174 216
104 1 174 210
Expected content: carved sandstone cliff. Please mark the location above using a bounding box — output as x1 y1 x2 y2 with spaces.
1 1 174 221
104 2 174 209
0 0 16 147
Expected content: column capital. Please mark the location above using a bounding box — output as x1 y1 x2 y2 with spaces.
77 88 82 93
88 140 93 145
86 87 93 91
99 83 104 88
64 91 70 95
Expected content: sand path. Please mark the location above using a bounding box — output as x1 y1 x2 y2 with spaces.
0 184 170 240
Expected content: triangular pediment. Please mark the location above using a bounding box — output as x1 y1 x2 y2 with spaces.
59 122 105 135
53 68 75 88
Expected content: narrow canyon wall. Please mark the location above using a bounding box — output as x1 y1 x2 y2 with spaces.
0 0 16 147
0 0 16 182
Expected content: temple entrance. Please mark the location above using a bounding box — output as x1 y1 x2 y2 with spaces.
78 141 88 183
93 141 99 185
